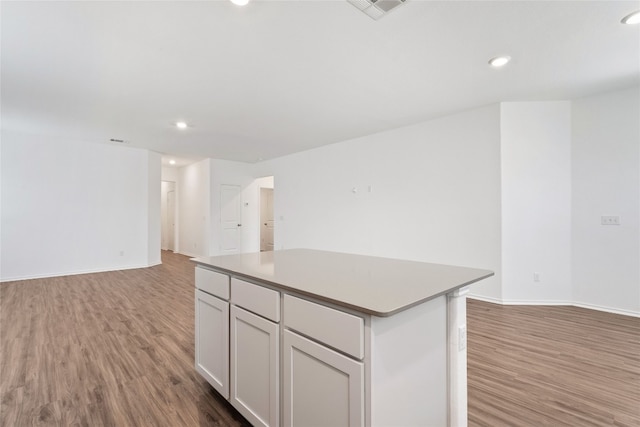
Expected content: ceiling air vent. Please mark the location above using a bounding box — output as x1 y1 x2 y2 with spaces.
109 138 130 145
348 0 407 20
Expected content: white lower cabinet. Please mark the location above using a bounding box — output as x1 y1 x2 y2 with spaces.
283 330 364 427
195 289 230 399
230 305 279 427
195 271 366 427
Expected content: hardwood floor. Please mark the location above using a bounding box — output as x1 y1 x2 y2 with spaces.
1 252 251 427
467 299 640 427
1 251 638 426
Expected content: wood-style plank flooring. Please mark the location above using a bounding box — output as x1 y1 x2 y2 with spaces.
1 251 639 426
467 299 640 426
1 251 250 427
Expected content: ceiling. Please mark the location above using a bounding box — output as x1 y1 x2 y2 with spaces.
2 1 639 165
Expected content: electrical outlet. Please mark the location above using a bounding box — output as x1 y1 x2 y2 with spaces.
533 272 541 282
601 216 621 225
458 325 467 351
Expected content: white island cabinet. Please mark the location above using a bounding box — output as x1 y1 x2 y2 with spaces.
193 249 493 427
194 267 230 399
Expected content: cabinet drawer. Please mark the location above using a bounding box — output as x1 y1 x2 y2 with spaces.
284 295 364 359
196 267 230 300
231 278 280 322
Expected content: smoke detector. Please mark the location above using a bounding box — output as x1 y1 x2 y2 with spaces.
348 0 407 20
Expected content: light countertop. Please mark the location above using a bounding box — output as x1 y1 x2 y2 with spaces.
192 249 493 317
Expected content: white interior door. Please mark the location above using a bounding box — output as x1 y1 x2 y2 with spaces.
260 188 274 252
221 184 242 254
167 190 175 251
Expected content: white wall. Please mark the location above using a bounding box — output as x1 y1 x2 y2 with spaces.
0 130 161 281
177 159 210 257
500 102 572 303
249 91 638 315
257 104 503 299
572 86 640 316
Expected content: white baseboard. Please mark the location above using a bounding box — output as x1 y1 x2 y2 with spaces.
176 250 202 259
467 294 640 318
0 262 158 283
466 294 503 305
571 301 640 318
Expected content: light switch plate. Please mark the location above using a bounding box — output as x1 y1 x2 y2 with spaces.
601 215 621 225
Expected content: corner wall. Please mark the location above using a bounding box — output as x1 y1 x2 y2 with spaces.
572 86 640 315
500 102 572 304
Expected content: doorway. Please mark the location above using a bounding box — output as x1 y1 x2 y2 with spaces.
260 187 274 251
257 176 275 252
161 181 176 251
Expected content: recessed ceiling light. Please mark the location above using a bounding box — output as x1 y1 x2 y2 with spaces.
176 122 188 129
621 10 640 25
230 0 249 6
488 56 511 68
169 159 176 165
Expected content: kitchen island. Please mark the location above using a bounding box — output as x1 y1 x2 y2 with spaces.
192 249 493 427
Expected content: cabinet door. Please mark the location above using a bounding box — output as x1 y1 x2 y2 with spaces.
230 306 279 427
195 290 229 399
283 330 364 427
